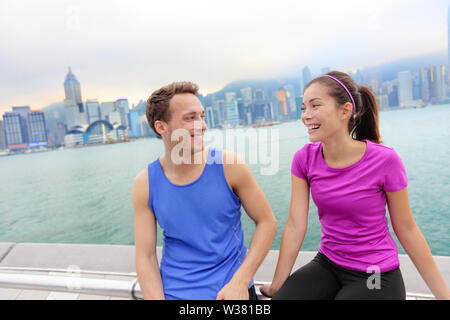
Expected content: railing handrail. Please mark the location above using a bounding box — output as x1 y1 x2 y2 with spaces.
0 272 435 300
0 272 142 299
0 266 137 277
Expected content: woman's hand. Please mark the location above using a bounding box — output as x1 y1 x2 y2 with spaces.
260 283 277 298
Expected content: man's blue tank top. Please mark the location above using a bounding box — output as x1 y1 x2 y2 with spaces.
147 147 252 300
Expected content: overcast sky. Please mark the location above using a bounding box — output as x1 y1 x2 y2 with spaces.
0 0 448 116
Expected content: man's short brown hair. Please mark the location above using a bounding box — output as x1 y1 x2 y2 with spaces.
146 81 199 137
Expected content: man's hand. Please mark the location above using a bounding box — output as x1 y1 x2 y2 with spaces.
216 280 249 300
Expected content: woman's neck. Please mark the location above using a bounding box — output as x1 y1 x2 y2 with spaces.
321 135 364 164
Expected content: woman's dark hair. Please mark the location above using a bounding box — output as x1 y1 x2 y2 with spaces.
304 71 382 144
146 81 199 137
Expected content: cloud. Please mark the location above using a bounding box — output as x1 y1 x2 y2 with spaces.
0 0 448 114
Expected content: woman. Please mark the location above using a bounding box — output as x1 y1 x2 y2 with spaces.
260 71 449 300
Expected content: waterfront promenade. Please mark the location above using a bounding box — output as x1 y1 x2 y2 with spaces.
0 242 448 300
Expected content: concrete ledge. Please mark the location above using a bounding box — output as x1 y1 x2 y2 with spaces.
0 243 15 263
1 243 448 296
0 243 137 274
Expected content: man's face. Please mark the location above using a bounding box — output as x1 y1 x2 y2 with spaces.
163 93 207 155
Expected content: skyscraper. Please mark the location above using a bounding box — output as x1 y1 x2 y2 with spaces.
0 121 6 150
283 84 296 114
419 67 431 102
240 87 252 106
3 112 27 149
64 67 87 129
11 106 31 142
430 65 447 100
115 98 130 128
225 92 236 103
321 67 331 75
64 67 83 113
86 99 102 124
205 106 215 129
28 110 48 147
254 89 265 101
448 5 450 67
277 89 288 117
128 110 142 137
302 66 312 88
225 101 239 126
397 71 413 107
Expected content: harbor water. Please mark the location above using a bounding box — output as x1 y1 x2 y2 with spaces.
0 104 449 256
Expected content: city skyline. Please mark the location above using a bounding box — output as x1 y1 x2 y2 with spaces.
0 0 449 116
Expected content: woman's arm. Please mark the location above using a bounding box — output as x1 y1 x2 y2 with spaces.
387 187 450 300
260 174 310 297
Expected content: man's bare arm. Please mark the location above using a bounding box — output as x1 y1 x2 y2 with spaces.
217 151 277 300
132 170 165 300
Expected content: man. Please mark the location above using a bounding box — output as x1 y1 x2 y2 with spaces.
132 81 277 300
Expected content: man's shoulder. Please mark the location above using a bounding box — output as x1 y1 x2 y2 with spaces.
133 167 149 190
221 149 252 189
221 149 246 166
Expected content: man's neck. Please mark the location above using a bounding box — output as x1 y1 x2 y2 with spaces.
160 146 209 176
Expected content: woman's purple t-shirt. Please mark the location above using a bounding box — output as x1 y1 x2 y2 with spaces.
291 139 408 273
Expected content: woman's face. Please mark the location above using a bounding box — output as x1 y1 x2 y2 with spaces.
301 82 348 142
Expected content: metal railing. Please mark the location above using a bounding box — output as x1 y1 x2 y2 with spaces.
0 269 436 300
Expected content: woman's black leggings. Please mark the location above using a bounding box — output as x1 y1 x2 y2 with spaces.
272 252 406 300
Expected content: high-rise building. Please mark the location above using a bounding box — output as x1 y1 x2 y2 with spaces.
321 67 331 75
2 107 48 149
302 66 312 88
240 88 252 106
419 67 431 102
213 99 226 125
295 96 303 119
388 83 399 107
225 101 239 126
376 95 389 110
101 102 116 122
115 98 130 128
64 98 87 129
128 110 142 137
254 89 265 101
205 106 216 129
64 67 84 113
252 102 271 122
225 92 236 103
28 110 48 147
237 98 246 124
86 99 102 124
11 106 31 142
448 5 450 67
3 112 27 149
0 121 6 149
397 71 413 107
271 91 280 120
283 85 296 114
108 111 122 126
139 114 153 137
63 68 87 128
277 89 288 116
430 65 447 100
412 74 421 100
299 77 304 95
